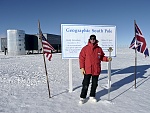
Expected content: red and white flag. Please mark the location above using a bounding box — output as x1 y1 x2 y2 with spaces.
39 27 55 61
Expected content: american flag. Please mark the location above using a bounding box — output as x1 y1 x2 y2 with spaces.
129 23 149 57
39 28 55 61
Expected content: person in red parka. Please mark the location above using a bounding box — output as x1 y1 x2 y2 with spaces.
79 34 112 104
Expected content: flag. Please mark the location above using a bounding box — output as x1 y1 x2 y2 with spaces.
39 28 55 61
38 21 52 98
129 23 149 57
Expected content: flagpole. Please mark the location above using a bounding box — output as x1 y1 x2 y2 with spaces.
38 20 51 98
134 20 137 89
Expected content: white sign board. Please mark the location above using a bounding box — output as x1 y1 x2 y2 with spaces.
61 24 116 59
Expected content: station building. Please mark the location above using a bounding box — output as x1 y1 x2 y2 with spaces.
0 29 61 55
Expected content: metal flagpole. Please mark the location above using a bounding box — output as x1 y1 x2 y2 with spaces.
38 20 51 98
107 47 113 101
134 20 137 89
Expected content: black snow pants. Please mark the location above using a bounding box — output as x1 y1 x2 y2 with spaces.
80 74 99 98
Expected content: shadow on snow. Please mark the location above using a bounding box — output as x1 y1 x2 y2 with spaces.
96 64 150 101
52 65 150 99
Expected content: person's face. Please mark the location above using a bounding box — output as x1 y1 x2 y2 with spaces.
90 37 96 44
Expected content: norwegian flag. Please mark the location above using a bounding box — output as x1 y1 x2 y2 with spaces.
129 23 149 57
39 28 55 61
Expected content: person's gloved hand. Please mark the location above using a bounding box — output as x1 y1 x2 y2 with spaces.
108 57 112 61
80 68 85 75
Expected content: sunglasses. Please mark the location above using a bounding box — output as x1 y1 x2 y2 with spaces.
90 38 96 40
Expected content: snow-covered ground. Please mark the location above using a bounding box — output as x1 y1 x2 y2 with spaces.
0 48 150 113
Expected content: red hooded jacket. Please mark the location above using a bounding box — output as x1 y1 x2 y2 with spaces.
79 40 108 76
